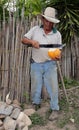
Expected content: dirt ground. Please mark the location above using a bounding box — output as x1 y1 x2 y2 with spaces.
29 103 77 130
25 86 79 130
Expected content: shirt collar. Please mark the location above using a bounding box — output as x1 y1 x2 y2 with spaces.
40 25 57 33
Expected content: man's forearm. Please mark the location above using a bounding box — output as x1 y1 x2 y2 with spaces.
21 37 33 45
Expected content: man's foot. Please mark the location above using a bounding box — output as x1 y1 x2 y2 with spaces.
49 110 59 121
32 103 41 111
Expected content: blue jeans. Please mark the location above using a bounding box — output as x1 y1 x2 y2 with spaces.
31 60 59 110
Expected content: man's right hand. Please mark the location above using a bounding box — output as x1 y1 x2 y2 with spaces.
31 40 40 49
22 37 40 49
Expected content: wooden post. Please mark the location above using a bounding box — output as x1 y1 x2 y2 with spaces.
57 61 69 103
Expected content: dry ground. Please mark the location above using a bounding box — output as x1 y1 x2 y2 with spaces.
24 86 79 130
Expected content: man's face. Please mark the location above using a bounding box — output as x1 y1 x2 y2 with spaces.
42 17 54 31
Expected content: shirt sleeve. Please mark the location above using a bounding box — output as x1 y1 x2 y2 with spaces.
24 26 38 39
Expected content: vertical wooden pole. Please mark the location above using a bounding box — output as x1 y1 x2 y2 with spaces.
57 61 69 103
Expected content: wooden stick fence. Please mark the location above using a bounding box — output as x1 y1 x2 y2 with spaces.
0 10 79 103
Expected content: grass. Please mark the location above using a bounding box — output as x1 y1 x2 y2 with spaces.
29 113 46 128
57 115 70 128
59 77 79 89
57 84 79 129
49 78 79 129
72 108 79 125
59 97 69 111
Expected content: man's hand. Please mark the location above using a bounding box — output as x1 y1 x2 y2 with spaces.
31 40 40 49
52 54 61 60
48 48 61 60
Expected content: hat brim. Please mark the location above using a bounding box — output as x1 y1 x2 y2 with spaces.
41 14 60 23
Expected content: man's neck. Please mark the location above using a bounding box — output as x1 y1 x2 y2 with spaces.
44 28 52 34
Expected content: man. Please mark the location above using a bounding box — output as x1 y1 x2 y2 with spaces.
22 7 62 120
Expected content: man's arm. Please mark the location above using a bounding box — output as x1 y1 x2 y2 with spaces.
21 37 40 49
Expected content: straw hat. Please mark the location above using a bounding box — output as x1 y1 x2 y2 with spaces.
41 7 60 23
